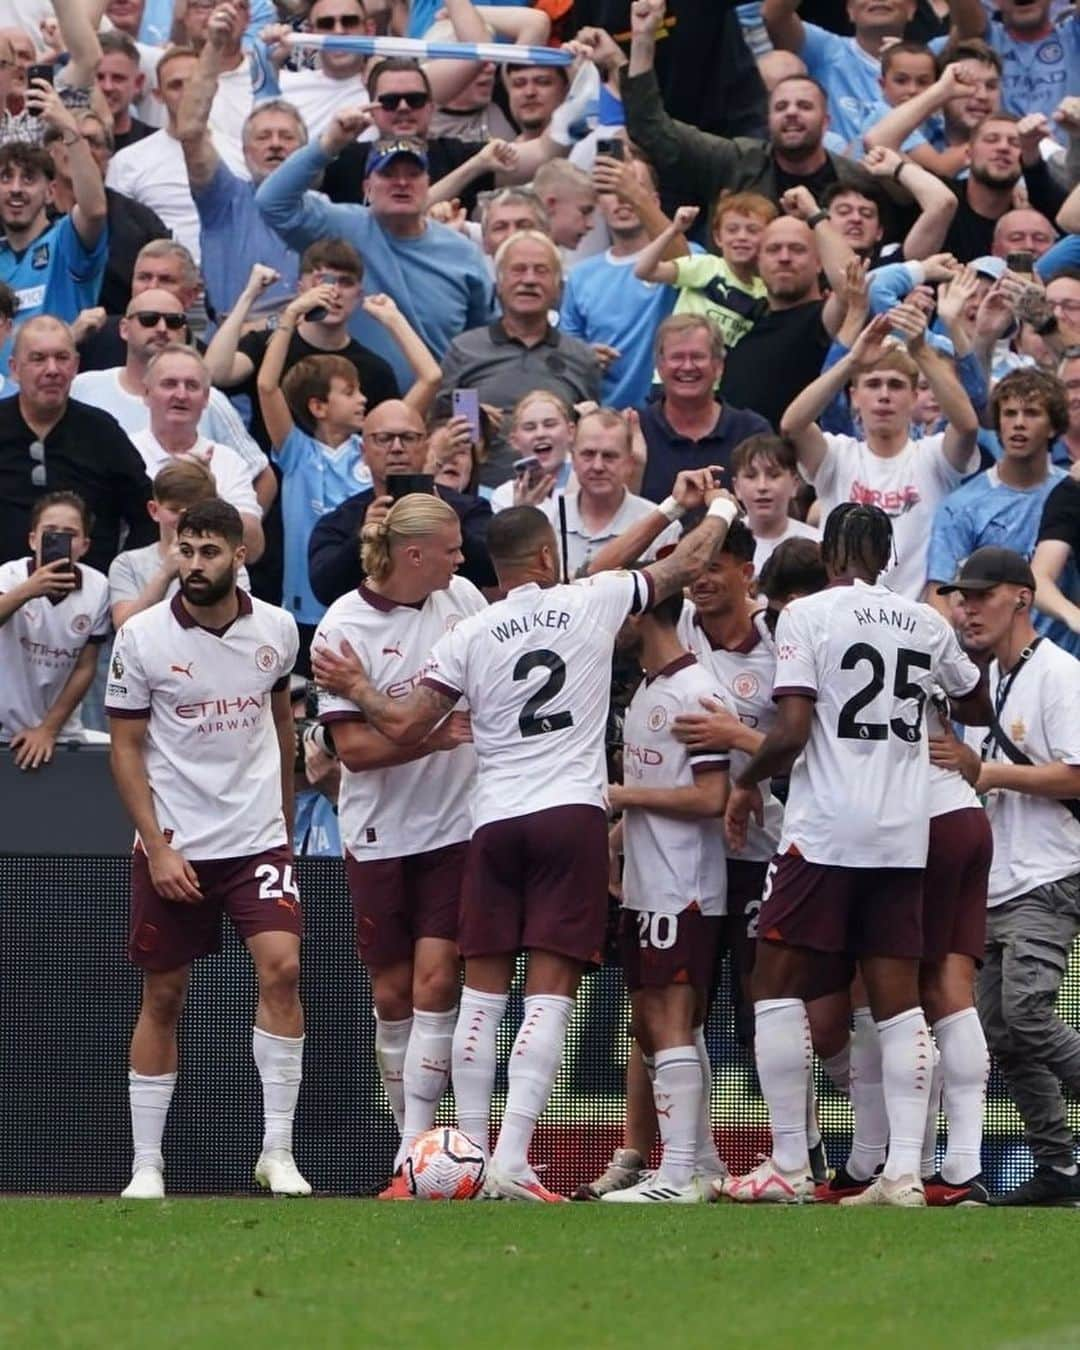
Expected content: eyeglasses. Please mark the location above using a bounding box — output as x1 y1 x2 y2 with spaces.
367 430 425 448
313 13 364 30
375 92 430 111
1048 298 1080 315
29 438 45 488
129 311 187 330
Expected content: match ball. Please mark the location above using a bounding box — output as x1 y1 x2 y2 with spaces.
404 1127 486 1200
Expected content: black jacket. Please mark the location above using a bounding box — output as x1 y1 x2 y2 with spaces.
309 485 497 606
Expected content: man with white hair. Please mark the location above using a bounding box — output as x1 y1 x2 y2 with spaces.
436 231 601 487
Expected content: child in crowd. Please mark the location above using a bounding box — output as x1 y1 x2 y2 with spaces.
730 433 820 575
491 390 578 511
0 492 110 767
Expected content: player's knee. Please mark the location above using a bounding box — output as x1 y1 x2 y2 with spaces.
142 978 186 1026
412 966 458 1012
259 953 301 1001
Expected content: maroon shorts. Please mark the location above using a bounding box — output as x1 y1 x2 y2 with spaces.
724 859 770 976
129 844 303 973
344 840 467 970
619 905 722 992
459 805 609 965
922 807 992 963
757 845 923 960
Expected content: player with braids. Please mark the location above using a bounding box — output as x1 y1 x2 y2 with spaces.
820 501 895 580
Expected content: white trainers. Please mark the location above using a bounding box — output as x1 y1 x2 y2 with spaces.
601 1174 706 1204
719 1157 816 1204
121 1165 165 1199
255 1149 312 1197
839 1173 926 1208
573 1147 644 1200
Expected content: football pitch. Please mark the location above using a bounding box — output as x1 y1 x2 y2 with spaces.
3 1200 1080 1350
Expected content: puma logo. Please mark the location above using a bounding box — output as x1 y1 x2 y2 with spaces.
382 644 403 657
171 662 194 678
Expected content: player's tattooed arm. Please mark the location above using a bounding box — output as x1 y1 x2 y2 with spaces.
312 639 457 744
724 695 813 852
643 489 740 603
585 468 716 576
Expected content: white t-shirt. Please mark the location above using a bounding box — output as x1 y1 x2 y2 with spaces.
752 518 821 577
422 569 651 829
981 639 1080 906
279 68 368 140
72 369 268 477
926 695 980 819
107 129 201 263
773 579 980 868
108 543 251 613
677 603 784 863
130 429 260 520
315 577 486 860
0 558 110 740
539 489 680 579
105 590 298 859
621 652 730 916
804 432 976 600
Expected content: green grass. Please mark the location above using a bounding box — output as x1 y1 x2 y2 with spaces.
3 1200 1080 1350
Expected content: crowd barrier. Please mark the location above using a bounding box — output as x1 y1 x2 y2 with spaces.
0 748 1066 1195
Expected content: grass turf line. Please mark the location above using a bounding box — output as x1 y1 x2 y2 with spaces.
3 1200 1080 1350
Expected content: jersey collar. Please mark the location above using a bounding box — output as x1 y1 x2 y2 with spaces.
645 651 697 685
170 587 252 635
693 610 761 654
358 581 425 612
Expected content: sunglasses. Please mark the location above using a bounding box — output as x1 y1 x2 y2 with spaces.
129 311 187 330
312 13 363 29
29 438 45 488
375 91 429 111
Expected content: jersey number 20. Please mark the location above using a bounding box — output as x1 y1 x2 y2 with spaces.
513 650 574 739
837 643 931 743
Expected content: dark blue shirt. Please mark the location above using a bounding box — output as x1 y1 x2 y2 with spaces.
638 397 772 503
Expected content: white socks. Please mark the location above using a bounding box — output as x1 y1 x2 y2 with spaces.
754 999 812 1174
847 1007 888 1181
652 1046 701 1187
396 1008 457 1170
252 1027 304 1155
822 1039 852 1096
491 994 573 1177
694 1026 724 1175
935 1008 989 1184
878 1007 932 1181
452 987 508 1155
128 1069 176 1173
921 1044 943 1179
374 1013 411 1133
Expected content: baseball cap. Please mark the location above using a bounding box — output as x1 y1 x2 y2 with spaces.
971 256 1007 282
366 137 429 176
937 546 1036 594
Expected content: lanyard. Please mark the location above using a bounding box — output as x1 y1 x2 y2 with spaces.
983 638 1043 761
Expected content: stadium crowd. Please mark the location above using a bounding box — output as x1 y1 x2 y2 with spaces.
1 0 1079 1206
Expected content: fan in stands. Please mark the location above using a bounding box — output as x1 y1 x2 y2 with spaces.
404 1128 487 1199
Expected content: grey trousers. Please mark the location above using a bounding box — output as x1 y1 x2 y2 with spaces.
976 872 1080 1169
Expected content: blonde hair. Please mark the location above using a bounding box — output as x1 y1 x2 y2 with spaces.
511 388 573 428
360 493 458 582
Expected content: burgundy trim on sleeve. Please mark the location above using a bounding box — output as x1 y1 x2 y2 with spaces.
271 675 290 693
636 569 656 614
772 685 817 701
106 707 151 719
87 634 109 645
419 676 462 700
320 710 366 724
690 755 729 773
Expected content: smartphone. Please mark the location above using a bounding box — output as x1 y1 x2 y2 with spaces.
40 529 73 569
710 467 724 486
513 454 543 487
596 137 625 161
1006 250 1035 276
27 63 54 87
387 473 435 501
451 388 481 442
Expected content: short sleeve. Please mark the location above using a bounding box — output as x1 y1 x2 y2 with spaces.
204 445 259 518
422 621 469 700
280 610 300 679
926 491 974 585
273 424 310 472
105 624 150 717
1038 480 1080 546
642 521 682 561
932 616 980 702
574 569 652 628
921 431 974 492
670 254 726 292
772 603 819 699
89 586 111 641
803 432 851 494
681 680 731 774
1044 661 1080 766
313 614 366 722
800 22 842 69
107 551 139 605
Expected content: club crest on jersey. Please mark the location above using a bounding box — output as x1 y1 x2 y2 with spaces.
445 614 462 631
1037 40 1063 62
111 652 124 679
732 672 760 700
255 644 279 673
648 706 667 731
1009 716 1027 744
31 242 50 269
71 613 91 634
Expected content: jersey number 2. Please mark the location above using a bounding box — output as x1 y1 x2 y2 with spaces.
513 650 574 739
837 643 931 743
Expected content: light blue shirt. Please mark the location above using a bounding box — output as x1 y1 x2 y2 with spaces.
256 141 496 391
274 424 372 625
800 25 884 149
0 216 106 364
294 789 341 857
194 161 298 321
560 246 693 408
928 463 1080 654
139 0 275 46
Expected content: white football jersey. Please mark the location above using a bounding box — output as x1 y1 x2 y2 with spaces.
316 577 486 860
105 591 299 860
621 654 730 916
774 580 980 868
0 557 110 739
677 603 784 862
981 639 1080 906
422 570 651 829
926 694 980 819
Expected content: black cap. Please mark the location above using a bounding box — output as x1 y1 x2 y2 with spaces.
937 546 1036 595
